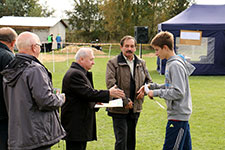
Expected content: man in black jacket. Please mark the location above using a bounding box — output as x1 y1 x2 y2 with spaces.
0 27 17 150
61 48 125 150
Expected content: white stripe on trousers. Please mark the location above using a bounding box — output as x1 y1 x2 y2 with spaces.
173 128 184 150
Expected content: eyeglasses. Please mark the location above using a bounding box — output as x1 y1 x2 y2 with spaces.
35 43 42 46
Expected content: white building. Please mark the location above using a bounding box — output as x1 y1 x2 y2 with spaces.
0 16 68 49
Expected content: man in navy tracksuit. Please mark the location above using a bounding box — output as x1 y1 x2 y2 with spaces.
143 31 195 150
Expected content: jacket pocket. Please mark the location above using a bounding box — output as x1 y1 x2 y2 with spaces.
136 66 146 86
135 99 143 111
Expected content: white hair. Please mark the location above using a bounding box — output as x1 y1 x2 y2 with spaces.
16 31 40 51
75 48 93 61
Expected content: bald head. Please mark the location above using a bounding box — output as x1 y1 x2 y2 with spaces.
0 27 17 51
16 32 41 58
75 48 95 71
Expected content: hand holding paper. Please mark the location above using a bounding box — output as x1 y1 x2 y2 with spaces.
144 84 165 109
145 84 154 99
144 83 150 94
94 98 123 108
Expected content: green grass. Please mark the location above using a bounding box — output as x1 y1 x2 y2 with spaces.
44 56 225 150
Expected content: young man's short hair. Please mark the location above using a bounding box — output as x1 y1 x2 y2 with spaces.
150 31 174 50
120 35 137 47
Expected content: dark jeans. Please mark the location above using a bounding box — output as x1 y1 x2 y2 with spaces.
66 140 87 150
0 119 8 150
112 112 140 150
57 43 61 49
47 43 52 52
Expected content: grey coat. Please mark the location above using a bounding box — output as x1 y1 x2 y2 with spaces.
1 53 66 150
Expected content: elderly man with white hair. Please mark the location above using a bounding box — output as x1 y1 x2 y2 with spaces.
61 47 125 150
1 31 66 150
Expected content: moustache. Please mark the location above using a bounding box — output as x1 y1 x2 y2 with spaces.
126 50 133 53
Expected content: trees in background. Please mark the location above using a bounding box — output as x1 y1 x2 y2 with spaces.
100 0 166 41
66 0 106 42
0 0 54 17
66 0 194 42
0 0 192 42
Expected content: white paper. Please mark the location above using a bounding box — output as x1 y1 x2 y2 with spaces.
180 31 201 40
94 98 123 108
144 83 150 94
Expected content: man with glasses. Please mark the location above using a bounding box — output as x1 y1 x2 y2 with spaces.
1 32 66 150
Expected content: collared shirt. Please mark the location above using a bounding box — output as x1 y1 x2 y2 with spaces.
123 54 135 77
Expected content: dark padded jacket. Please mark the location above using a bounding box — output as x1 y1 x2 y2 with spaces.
0 42 14 120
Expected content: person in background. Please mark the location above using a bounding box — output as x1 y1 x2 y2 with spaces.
106 35 152 150
47 33 53 51
56 34 62 49
1 31 66 150
61 47 125 150
144 31 195 150
0 27 17 150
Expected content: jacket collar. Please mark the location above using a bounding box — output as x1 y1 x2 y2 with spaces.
16 53 40 64
16 53 52 80
1 53 52 86
71 62 94 87
0 41 11 52
117 52 141 65
71 62 88 74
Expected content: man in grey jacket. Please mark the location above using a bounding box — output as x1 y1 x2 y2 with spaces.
1 32 66 150
144 31 195 150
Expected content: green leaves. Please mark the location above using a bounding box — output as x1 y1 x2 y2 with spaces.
66 0 191 42
0 0 54 17
66 0 103 31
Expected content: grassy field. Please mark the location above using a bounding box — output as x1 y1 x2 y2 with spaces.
44 54 225 150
